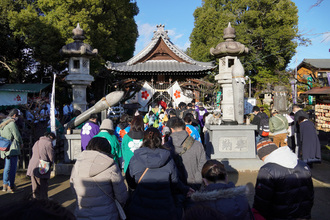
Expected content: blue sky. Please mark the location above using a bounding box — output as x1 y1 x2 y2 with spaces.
133 0 330 70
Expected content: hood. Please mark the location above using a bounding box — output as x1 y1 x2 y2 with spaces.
264 146 298 169
133 147 170 169
170 130 189 149
191 183 247 202
0 118 14 130
76 150 115 177
127 130 144 139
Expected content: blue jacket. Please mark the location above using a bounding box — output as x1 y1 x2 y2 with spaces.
126 147 188 220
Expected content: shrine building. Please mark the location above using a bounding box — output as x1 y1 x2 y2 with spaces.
105 24 216 107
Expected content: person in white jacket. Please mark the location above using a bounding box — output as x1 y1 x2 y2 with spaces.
70 137 128 219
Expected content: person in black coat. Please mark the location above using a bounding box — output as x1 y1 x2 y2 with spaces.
293 104 309 153
298 116 321 166
253 139 314 219
126 127 190 220
251 106 269 143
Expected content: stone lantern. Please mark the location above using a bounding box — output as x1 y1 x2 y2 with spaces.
210 23 248 124
205 23 262 171
60 23 98 112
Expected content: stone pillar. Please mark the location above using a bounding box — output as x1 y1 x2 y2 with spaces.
273 86 288 114
215 56 237 122
232 59 245 124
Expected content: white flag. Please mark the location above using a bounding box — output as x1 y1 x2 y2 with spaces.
138 82 154 107
50 73 57 145
167 81 192 106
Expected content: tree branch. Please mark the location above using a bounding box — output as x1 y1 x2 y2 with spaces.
0 59 13 72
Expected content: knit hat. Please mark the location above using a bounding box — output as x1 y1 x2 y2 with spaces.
100 119 114 130
271 109 278 114
256 139 278 160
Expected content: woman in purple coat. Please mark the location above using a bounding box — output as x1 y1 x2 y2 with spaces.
27 132 55 200
298 116 321 166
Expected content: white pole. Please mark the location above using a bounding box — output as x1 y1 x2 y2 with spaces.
50 73 57 145
294 57 297 104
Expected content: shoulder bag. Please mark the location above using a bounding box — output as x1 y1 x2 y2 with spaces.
92 178 127 220
0 136 11 151
0 121 13 151
37 141 50 175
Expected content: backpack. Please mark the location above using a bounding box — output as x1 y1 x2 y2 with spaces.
259 117 270 137
172 135 195 184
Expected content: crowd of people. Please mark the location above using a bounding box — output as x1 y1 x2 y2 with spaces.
251 104 321 167
70 100 256 220
0 100 320 219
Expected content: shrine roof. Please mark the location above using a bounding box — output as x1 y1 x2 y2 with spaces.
298 59 330 70
106 24 215 74
0 83 50 93
106 60 214 75
303 87 330 95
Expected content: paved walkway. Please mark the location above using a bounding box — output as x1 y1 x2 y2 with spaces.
1 160 330 219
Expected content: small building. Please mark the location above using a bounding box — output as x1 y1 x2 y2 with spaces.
297 59 330 87
0 83 50 110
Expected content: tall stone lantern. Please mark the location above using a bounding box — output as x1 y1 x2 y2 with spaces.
60 23 98 112
210 23 248 124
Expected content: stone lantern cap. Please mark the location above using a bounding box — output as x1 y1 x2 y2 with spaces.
60 23 98 57
210 23 248 57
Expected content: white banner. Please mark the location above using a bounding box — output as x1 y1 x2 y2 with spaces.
50 74 57 142
138 82 154 107
0 92 27 106
167 81 192 106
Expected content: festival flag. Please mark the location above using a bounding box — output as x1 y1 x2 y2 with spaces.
50 73 57 145
167 81 192 106
138 81 154 107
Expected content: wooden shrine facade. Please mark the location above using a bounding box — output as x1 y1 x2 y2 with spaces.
105 24 216 103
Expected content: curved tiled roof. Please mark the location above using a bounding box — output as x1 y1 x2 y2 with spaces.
298 59 330 69
106 24 216 74
106 60 214 74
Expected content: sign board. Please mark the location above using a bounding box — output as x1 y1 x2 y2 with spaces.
308 95 313 105
244 98 256 115
0 92 27 106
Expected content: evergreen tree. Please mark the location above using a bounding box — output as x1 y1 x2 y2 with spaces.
2 0 138 83
188 0 302 91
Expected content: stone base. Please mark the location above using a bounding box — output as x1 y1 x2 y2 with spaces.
64 133 82 163
205 124 261 171
219 158 264 172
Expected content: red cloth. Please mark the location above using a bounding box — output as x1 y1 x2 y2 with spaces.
252 208 266 220
158 100 167 110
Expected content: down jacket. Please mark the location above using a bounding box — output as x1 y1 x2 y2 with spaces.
126 147 188 220
70 150 128 220
253 146 314 220
191 182 253 220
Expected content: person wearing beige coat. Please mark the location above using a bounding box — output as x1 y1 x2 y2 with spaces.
26 132 55 200
70 137 128 220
